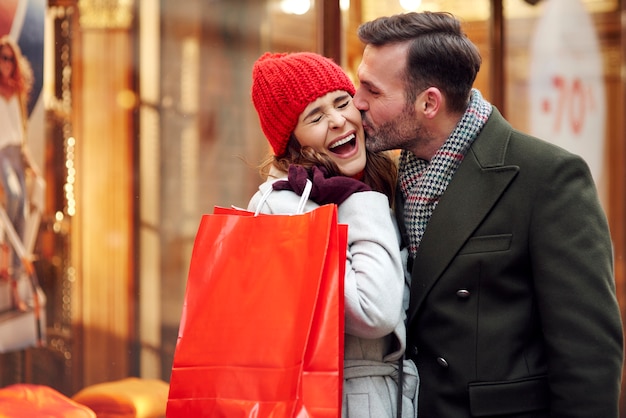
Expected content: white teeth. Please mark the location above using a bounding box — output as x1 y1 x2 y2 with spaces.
329 134 355 149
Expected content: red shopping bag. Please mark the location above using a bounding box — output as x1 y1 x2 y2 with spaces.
166 203 346 418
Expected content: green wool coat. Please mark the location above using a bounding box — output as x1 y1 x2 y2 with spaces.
402 107 623 418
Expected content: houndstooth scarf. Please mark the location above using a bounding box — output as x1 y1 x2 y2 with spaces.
399 89 492 258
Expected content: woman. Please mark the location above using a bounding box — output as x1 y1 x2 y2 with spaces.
0 36 37 311
249 51 418 418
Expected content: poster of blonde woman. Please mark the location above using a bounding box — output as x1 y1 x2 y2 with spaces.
0 0 46 353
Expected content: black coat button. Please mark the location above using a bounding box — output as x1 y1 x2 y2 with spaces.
456 289 470 298
436 357 449 368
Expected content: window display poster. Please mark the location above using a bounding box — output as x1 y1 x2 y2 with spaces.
0 0 46 352
1 0 45 155
528 0 606 200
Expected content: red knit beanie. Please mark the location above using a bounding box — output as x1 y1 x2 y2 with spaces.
251 52 356 156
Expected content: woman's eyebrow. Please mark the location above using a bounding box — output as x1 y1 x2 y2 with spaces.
302 106 323 122
302 94 351 121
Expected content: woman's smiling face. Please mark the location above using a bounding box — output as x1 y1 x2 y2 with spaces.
293 90 366 177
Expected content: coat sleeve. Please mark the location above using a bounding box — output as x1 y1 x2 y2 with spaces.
530 152 623 417
337 191 404 339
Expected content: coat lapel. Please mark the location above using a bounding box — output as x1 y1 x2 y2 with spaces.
407 108 519 324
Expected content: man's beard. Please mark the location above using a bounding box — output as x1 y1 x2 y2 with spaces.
363 103 423 153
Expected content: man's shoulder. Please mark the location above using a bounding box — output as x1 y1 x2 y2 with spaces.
479 111 579 162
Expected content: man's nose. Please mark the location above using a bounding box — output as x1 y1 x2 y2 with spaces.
353 88 367 111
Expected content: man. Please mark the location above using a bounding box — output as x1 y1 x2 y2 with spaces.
353 11 623 417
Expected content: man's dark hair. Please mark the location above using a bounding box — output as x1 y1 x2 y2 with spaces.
358 12 482 113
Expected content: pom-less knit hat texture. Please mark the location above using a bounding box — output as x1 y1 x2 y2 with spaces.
251 52 356 156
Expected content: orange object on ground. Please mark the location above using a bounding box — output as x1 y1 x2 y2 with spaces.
72 377 169 418
0 384 96 418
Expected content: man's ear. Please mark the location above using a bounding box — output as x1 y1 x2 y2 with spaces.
417 87 442 119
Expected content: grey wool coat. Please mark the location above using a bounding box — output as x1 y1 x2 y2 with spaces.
248 170 419 418
402 106 623 418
